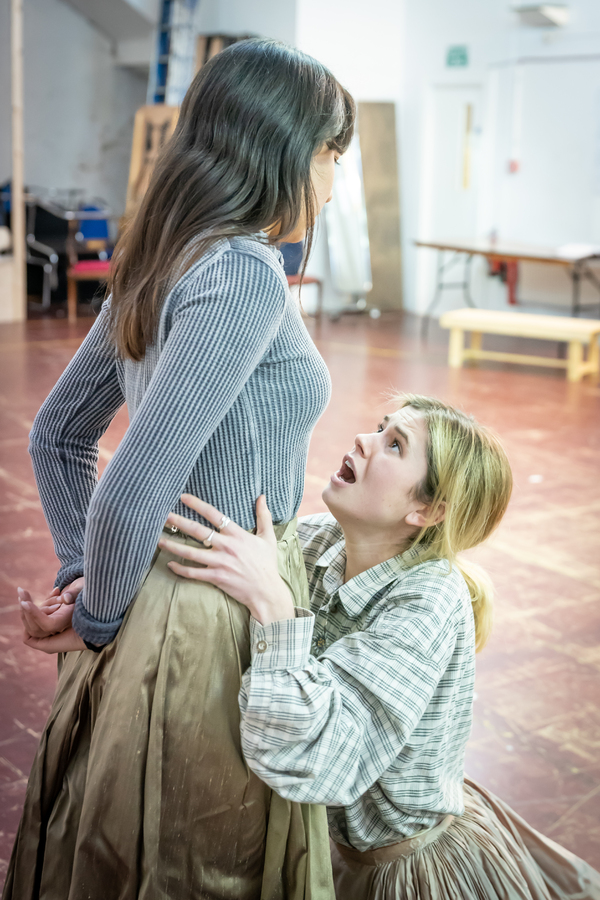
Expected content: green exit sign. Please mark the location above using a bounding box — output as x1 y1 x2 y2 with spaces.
446 45 469 67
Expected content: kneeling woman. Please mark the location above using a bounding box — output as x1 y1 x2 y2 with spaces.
161 394 600 900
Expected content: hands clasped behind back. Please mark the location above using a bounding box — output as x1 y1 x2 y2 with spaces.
19 577 86 653
19 494 296 655
158 494 296 626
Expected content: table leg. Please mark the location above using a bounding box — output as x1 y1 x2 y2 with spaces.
41 265 52 309
67 276 78 324
316 279 323 320
587 336 599 378
470 331 482 352
506 260 519 305
581 263 600 318
424 251 445 316
463 254 475 308
448 329 464 368
567 340 583 382
421 250 446 340
571 264 581 317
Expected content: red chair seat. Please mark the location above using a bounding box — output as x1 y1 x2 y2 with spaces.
69 259 111 278
286 274 320 286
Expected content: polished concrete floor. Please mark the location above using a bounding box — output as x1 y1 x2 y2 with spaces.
0 309 599 881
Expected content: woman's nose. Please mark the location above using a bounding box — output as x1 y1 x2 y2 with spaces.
354 434 367 457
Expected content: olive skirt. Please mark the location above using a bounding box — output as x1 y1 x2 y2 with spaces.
3 520 334 900
330 777 600 900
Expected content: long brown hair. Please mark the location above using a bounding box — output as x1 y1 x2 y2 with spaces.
108 39 355 360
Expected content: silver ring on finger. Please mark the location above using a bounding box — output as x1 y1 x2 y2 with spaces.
203 530 215 548
217 516 230 532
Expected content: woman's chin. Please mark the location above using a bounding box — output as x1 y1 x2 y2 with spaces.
321 481 338 510
322 480 355 517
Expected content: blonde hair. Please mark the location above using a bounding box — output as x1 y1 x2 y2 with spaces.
394 394 513 652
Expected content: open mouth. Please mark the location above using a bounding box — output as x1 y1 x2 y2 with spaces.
336 456 356 484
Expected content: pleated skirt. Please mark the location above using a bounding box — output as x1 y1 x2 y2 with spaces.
3 520 335 900
330 777 600 900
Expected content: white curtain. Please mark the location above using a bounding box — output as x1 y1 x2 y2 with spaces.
325 136 372 296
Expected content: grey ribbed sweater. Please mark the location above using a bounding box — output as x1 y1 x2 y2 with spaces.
29 236 331 645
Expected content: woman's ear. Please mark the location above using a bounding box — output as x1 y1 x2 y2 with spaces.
405 501 446 529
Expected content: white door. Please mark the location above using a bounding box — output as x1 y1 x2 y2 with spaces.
425 84 483 240
416 84 483 312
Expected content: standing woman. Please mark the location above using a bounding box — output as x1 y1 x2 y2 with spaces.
5 40 354 900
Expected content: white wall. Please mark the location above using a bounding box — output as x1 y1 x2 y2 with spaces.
195 0 296 45
0 0 147 218
6 0 597 315
296 0 404 312
402 0 600 315
296 0 403 103
295 0 600 315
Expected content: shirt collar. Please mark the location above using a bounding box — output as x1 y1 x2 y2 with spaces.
315 540 424 618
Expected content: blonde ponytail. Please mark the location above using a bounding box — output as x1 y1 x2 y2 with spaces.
455 558 494 652
392 394 513 653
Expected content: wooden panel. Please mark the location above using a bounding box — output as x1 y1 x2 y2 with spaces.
195 34 208 74
207 36 225 60
358 102 403 310
195 35 249 76
124 105 180 220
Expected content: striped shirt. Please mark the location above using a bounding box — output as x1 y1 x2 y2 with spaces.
239 513 476 851
29 237 331 645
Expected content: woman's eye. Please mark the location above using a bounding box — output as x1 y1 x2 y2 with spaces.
391 439 402 454
376 424 384 433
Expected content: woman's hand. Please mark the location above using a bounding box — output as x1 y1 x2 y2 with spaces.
158 494 295 625
18 577 84 639
22 627 86 654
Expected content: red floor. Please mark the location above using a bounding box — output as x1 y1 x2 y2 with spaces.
1 310 599 881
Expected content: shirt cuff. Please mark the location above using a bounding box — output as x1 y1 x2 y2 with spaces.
72 595 124 646
249 608 314 671
54 559 85 593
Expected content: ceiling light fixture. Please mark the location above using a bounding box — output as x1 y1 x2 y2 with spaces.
512 4 569 27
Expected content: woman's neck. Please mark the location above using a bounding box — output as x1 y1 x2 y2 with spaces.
341 525 413 583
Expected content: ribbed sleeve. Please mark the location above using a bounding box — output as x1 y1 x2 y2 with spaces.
29 306 124 591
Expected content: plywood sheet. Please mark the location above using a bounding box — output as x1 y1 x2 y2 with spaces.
358 102 403 309
125 105 179 219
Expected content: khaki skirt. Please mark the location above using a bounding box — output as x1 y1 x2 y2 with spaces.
330 777 600 900
3 520 334 900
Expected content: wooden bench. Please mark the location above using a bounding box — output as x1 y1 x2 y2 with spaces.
438 308 600 382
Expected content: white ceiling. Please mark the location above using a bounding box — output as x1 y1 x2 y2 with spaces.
63 0 158 42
